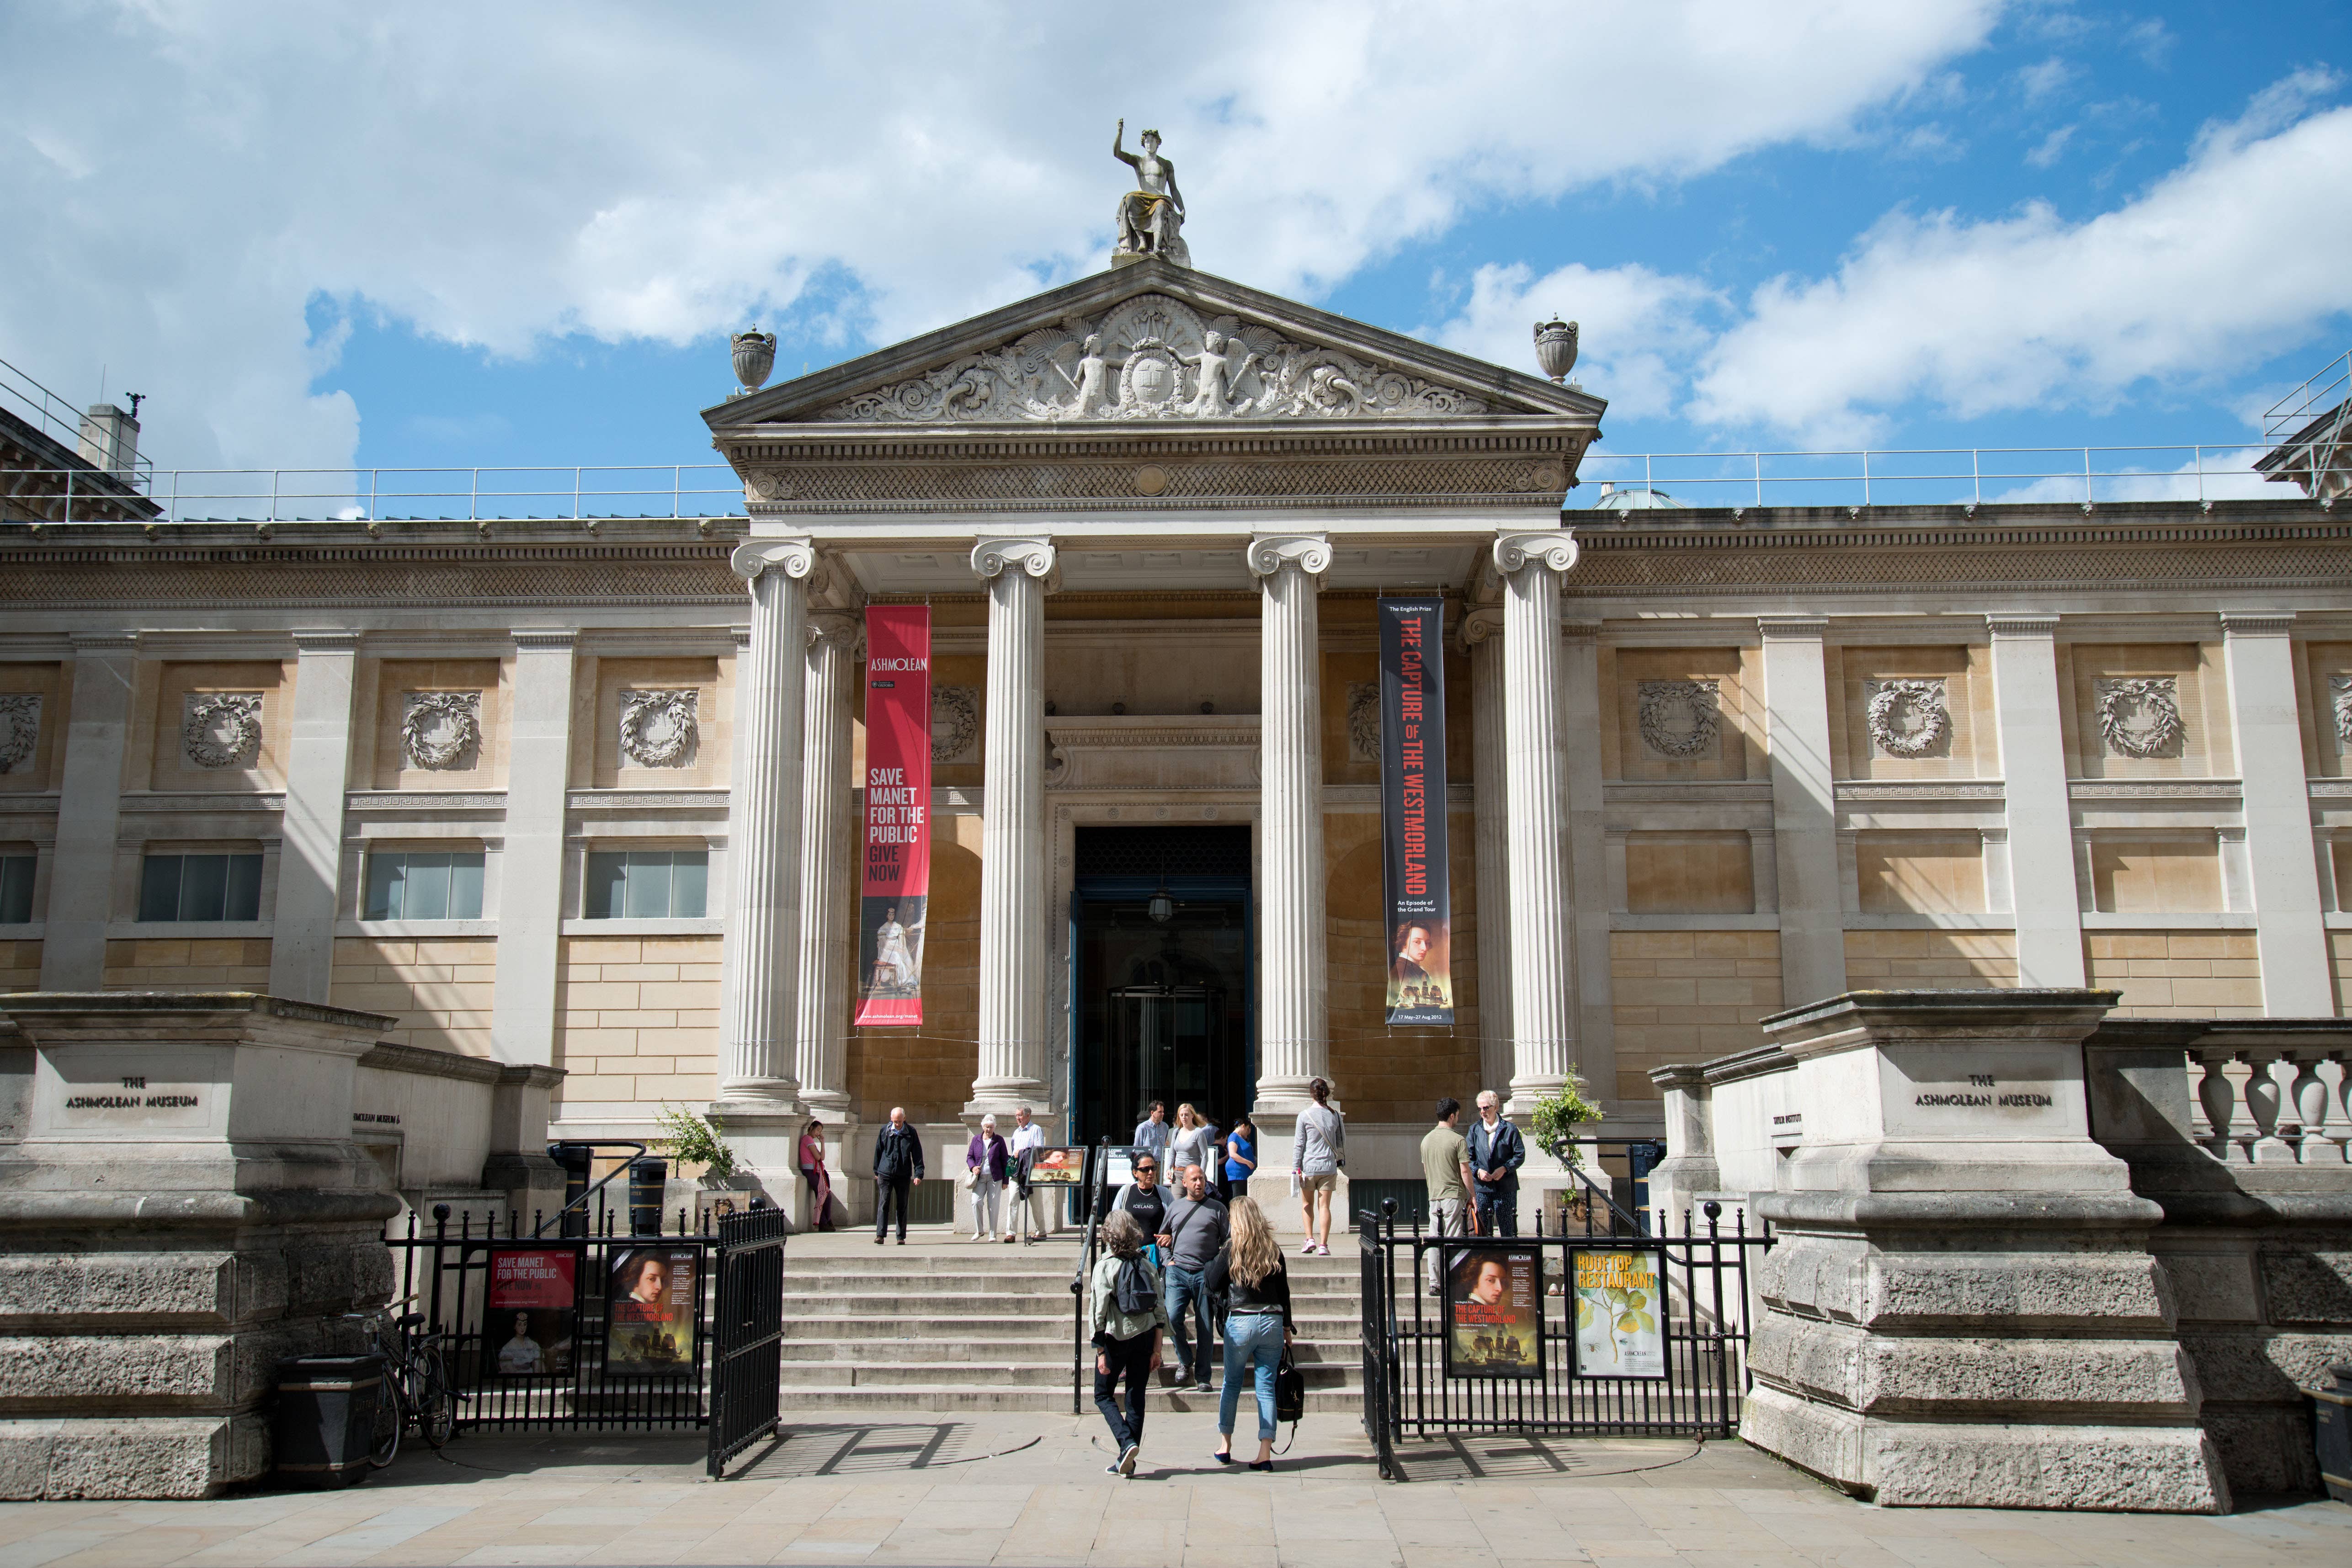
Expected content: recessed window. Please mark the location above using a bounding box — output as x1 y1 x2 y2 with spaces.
0 853 33 924
139 853 262 922
365 850 485 921
585 849 708 919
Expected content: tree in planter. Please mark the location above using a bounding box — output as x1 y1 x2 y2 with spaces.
654 1103 739 1185
1527 1074 1605 1228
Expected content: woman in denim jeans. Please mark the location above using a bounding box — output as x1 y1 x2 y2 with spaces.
1204 1196 1293 1470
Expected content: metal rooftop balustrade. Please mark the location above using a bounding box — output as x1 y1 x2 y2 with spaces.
0 444 2309 526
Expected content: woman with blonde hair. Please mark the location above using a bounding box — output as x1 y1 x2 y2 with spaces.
1205 1196 1293 1470
1088 1209 1167 1478
1166 1102 1215 1176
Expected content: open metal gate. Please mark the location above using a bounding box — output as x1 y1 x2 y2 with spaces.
707 1205 791 1477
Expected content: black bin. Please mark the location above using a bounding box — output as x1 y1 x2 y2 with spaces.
548 1141 594 1236
629 1156 670 1235
273 1353 383 1486
2315 1362 2352 1504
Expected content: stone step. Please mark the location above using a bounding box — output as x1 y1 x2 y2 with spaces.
778 1384 1364 1415
775 1359 1358 1390
776 1312 1362 1341
775 1335 1360 1365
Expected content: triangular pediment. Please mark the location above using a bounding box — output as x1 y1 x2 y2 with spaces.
704 257 1602 431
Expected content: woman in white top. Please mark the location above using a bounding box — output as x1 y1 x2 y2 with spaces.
1166 1103 1216 1176
1293 1077 1345 1255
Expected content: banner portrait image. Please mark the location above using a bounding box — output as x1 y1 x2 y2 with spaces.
606 1245 699 1376
854 606 933 1026
484 1248 576 1379
1026 1147 1085 1185
1378 596 1453 1025
1444 1244 1543 1379
1571 1248 1669 1380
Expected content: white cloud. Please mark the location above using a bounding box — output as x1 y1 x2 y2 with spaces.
2015 56 2075 103
1689 80 2352 443
1987 445 2277 505
2025 125 2076 166
0 0 2004 471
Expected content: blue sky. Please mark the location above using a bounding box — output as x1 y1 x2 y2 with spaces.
5 2 2349 512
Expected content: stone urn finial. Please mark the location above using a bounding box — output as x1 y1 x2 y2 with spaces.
1533 317 1579 383
731 326 777 394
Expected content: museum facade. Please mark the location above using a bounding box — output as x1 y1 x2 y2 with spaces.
5 254 2350 1220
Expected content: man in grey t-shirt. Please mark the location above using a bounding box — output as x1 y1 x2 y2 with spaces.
1160 1165 1229 1391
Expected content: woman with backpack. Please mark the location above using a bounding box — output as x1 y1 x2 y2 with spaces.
1088 1209 1168 1478
1207 1195 1292 1471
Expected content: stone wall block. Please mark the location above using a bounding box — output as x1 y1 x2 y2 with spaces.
2257 1245 2352 1323
0 1334 234 1407
0 1415 259 1501
1862 1252 2174 1329
0 1254 237 1325
1865 1421 2229 1512
2154 1247 2262 1323
2199 1406 2317 1495
1854 1335 2198 1417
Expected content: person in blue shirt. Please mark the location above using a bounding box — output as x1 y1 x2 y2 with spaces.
1132 1100 1172 1162
1222 1113 1257 1201
1468 1090 1527 1238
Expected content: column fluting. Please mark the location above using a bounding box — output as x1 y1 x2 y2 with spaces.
1494 530 1581 1104
1249 533 1332 1113
1462 607 1513 1102
793 609 862 1114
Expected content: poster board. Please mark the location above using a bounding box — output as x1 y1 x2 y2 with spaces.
606 1244 700 1377
854 606 932 1026
1378 596 1453 1025
484 1247 577 1379
1442 1242 1544 1380
1027 1147 1085 1185
1570 1246 1670 1380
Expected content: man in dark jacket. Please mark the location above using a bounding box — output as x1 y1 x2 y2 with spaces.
1468 1090 1526 1238
872 1106 926 1245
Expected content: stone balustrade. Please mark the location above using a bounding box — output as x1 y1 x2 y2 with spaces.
2189 1037 2352 1166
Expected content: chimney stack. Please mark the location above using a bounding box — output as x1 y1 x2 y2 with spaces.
77 401 140 479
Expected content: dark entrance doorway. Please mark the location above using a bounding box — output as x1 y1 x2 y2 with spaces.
1069 826 1252 1149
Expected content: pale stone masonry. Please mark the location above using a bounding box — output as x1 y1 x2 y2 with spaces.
0 258 2349 1226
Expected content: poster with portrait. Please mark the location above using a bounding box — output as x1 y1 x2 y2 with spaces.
606 1245 699 1377
1444 1243 1543 1380
855 605 932 1026
1378 596 1453 1025
1570 1248 1669 1380
1027 1146 1085 1185
484 1248 576 1380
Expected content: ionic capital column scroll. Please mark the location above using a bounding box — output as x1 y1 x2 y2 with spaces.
718 537 815 1107
1251 533 1331 1115
969 536 1057 1117
1493 529 1580 1106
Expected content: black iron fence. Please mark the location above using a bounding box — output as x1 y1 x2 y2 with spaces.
1356 1194 1772 1481
382 1195 786 1477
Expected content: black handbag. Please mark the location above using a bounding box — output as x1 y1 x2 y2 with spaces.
1274 1348 1306 1424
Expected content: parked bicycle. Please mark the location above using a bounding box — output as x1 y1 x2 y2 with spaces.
342 1304 458 1465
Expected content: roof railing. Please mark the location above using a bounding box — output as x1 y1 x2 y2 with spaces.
0 444 2306 525
0 354 155 490
2265 351 2352 445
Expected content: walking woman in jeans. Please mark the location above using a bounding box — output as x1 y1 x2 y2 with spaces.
1207 1196 1293 1471
1088 1210 1168 1477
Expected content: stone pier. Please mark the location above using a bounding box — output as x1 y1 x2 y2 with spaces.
1740 988 2230 1513
0 994 400 1499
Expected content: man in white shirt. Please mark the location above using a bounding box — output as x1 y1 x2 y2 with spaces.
1007 1104 1051 1243
1132 1101 1172 1161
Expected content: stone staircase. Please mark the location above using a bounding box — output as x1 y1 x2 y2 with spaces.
777 1228 1365 1413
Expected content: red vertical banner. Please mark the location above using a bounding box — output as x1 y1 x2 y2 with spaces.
854 606 932 1026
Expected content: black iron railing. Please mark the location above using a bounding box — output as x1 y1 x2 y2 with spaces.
707 1204 791 1478
1357 1196 1772 1481
1069 1140 1116 1414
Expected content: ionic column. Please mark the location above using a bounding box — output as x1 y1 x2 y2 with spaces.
794 610 862 1116
1250 533 1332 1113
1494 530 1580 1105
1462 608 1512 1100
968 537 1057 1117
718 538 815 1107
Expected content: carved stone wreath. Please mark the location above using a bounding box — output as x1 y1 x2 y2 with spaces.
0 693 39 774
1865 679 1951 759
2331 675 2352 749
1346 682 1380 763
1637 680 1720 760
183 692 264 770
2096 677 2185 759
401 691 482 771
619 689 699 768
931 686 980 764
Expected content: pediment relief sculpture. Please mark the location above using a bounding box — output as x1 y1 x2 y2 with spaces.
402 691 482 771
2331 675 2352 747
931 686 980 764
619 689 699 769
1865 678 1952 759
1637 680 1721 760
1346 683 1380 763
2096 677 2185 758
817 292 1488 425
183 692 264 770
0 693 40 774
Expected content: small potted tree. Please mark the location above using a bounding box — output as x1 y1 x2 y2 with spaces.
654 1104 745 1229
1525 1072 1604 1233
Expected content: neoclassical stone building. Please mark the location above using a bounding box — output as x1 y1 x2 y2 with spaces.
4 255 2349 1221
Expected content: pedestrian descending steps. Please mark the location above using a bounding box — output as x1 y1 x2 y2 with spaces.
779 1229 1364 1413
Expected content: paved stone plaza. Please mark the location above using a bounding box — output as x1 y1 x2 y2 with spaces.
1 1414 2346 1568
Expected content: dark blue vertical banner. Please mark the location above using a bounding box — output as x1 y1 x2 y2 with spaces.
1379 596 1453 1026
